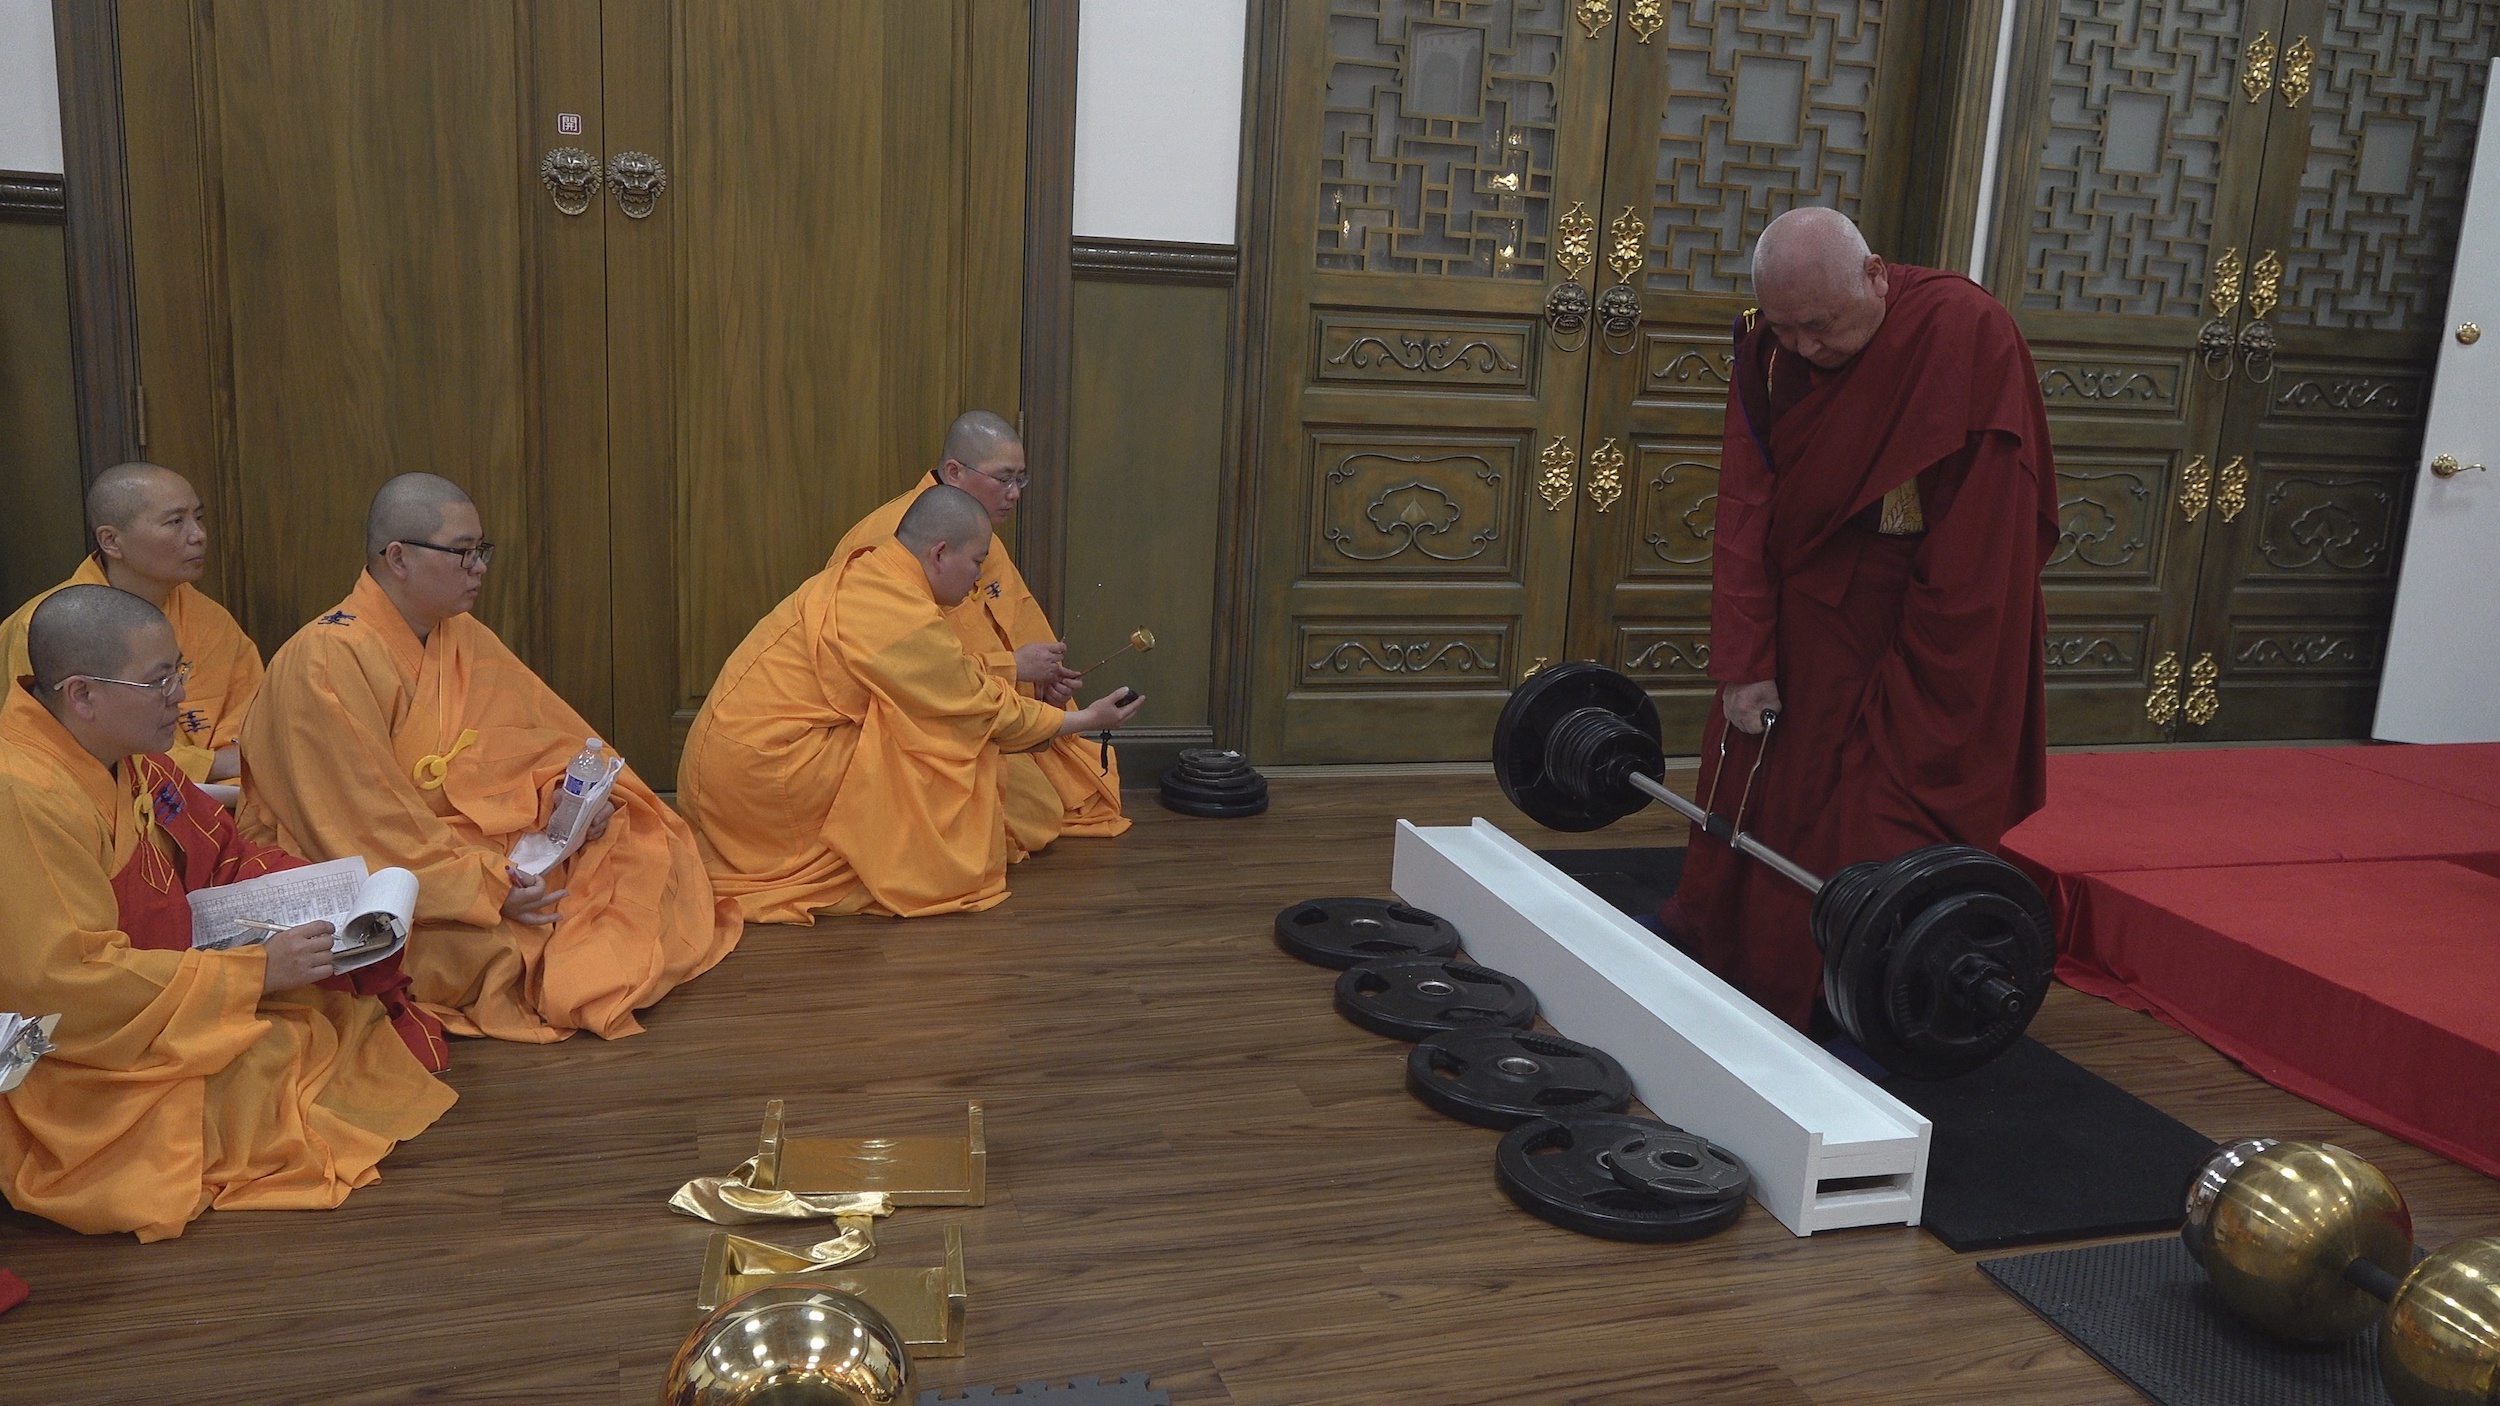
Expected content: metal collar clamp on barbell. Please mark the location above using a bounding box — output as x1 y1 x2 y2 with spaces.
1494 663 2055 1079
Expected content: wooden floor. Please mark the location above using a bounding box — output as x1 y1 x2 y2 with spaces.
7 774 2496 1405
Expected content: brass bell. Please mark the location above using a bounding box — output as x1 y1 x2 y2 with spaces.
2181 1138 2413 1342
661 1282 913 1405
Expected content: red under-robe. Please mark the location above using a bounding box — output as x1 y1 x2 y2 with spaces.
1665 265 2058 1032
111 753 449 1072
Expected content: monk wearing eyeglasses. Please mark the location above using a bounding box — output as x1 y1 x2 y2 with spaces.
0 462 262 786
680 484 1145 920
0 585 452 1240
237 474 742 1044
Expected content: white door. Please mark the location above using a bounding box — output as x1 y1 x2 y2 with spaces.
2375 65 2500 744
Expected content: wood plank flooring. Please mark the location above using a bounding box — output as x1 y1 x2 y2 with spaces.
5 773 2494 1405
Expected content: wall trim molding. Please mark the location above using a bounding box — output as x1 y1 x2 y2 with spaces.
1110 725 1218 790
1071 238 1239 285
0 170 67 224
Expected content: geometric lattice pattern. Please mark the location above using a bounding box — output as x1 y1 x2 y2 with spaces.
2025 0 2244 317
1645 0 1885 295
2275 0 2499 330
1318 0 1567 279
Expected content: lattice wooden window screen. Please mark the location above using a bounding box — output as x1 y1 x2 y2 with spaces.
1318 0 1568 279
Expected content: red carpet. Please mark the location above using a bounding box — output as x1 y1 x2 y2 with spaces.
2003 745 2500 1177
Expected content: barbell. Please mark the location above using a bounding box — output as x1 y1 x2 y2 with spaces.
1492 662 2054 1080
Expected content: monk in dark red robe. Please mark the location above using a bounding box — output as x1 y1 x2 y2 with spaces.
1662 207 2058 1035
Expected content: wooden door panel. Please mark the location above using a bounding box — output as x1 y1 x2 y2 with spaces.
2186 0 2497 739
1570 0 1933 750
1986 0 2286 743
1248 0 1616 763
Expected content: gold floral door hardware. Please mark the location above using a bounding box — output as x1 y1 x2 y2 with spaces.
1625 0 1663 43
1599 205 1645 355
2179 455 2214 522
1546 202 1597 351
540 146 600 215
2199 247 2243 381
2183 653 2220 726
1538 436 1578 510
1575 0 1613 39
2146 651 2183 726
1585 438 1626 512
607 151 668 219
2216 457 2250 523
2242 31 2277 102
2238 250 2280 382
2277 36 2315 107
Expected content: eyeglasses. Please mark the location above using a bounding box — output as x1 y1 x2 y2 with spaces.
395 538 497 570
972 466 1030 491
52 658 193 698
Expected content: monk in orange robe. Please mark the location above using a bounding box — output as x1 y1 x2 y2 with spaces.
0 586 452 1240
239 474 741 1043
0 462 261 784
828 411 1131 857
680 485 1146 920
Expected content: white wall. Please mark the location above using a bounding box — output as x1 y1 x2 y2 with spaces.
1073 0 1247 245
0 0 61 174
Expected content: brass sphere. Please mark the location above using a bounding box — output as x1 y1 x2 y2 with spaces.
2381 1236 2500 1406
2181 1139 2414 1343
661 1282 913 1406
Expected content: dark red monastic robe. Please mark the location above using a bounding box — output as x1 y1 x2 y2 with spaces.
110 752 449 1071
1664 265 2058 1032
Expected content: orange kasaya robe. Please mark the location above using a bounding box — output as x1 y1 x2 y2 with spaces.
679 536 1069 921
0 682 453 1242
237 571 742 1044
832 482 1129 855
0 555 264 782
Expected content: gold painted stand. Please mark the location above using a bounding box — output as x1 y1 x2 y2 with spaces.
751 1099 986 1206
695 1224 968 1356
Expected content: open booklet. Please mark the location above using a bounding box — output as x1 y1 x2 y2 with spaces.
0 1013 60 1094
185 856 418 976
509 753 627 878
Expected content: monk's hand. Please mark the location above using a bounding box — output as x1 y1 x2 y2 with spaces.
1040 666 1083 707
502 867 568 927
261 921 338 993
1062 688 1146 735
207 744 243 783
1015 642 1069 684
1724 679 1783 735
585 798 615 842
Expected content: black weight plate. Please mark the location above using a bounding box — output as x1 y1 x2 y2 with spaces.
1406 1027 1634 1128
1158 773 1268 804
1606 1128 1750 1208
1491 663 1663 833
1160 789 1269 819
1808 859 1886 959
1823 844 2054 1080
1273 897 1462 969
1495 1113 1748 1243
1335 958 1537 1041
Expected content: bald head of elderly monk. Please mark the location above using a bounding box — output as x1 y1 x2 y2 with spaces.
1751 206 1891 371
85 462 209 608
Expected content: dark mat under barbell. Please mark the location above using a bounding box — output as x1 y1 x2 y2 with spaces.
1980 1235 2393 1406
1533 844 2215 1252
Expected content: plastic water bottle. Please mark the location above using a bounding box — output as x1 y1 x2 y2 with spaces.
547 738 605 840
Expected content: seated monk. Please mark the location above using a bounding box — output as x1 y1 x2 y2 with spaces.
680 484 1146 919
0 462 262 784
0 585 453 1241
825 411 1131 858
238 474 741 1043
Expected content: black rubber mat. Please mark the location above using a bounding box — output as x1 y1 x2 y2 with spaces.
1532 846 1685 919
1539 843 2213 1252
1881 1037 2218 1252
1981 1236 2392 1405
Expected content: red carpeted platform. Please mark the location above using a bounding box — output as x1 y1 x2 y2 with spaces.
2003 744 2500 1177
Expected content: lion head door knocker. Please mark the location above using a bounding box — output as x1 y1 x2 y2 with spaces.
1599 205 1646 355
1546 202 1598 353
2238 249 2281 384
2198 246 2242 382
606 151 669 220
539 146 601 216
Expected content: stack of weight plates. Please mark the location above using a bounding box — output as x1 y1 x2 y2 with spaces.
1159 747 1268 818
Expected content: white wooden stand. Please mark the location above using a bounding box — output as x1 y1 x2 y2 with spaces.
1391 818 1930 1236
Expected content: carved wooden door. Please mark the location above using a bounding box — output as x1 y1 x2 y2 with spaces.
1244 0 1618 762
1563 0 1934 750
2181 0 2497 739
1986 0 2289 744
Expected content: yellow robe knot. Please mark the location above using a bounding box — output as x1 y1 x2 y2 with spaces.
413 730 480 790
